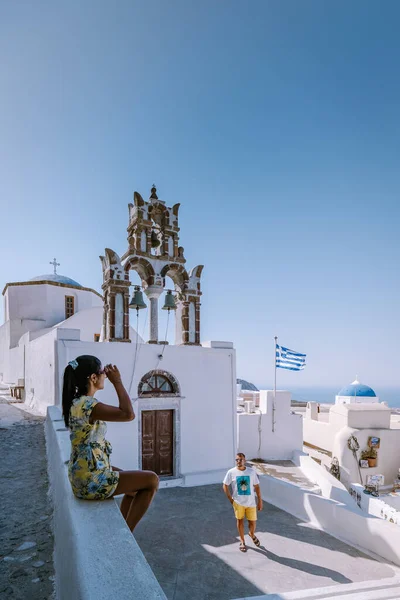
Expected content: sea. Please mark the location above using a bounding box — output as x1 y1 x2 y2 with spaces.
262 386 400 409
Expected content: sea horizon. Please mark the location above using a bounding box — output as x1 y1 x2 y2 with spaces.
256 385 400 408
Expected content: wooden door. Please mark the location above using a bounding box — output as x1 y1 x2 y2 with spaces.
141 410 174 476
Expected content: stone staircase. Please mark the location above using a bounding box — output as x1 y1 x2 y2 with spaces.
234 576 400 600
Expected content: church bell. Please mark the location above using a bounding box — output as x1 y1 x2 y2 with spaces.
162 290 177 311
129 286 147 311
151 230 161 248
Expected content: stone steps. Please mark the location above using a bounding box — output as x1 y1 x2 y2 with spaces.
234 576 400 600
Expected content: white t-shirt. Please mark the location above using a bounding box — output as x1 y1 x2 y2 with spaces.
223 466 260 507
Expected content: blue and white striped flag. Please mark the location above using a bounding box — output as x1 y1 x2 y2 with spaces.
276 344 306 371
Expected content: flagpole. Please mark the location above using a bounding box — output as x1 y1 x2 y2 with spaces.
273 336 277 433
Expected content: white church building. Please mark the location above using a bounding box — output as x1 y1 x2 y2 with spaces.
0 186 237 485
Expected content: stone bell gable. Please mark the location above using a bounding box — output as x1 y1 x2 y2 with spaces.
125 186 185 263
101 186 203 345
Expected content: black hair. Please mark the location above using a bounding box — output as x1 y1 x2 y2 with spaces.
62 355 102 427
236 452 246 458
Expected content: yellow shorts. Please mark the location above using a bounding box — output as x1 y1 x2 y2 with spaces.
233 501 257 521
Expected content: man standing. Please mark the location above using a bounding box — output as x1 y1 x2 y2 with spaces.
223 452 263 552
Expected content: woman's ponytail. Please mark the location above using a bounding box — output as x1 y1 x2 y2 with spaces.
62 355 102 427
62 365 76 427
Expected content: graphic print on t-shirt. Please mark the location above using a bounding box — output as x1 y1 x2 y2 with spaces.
236 475 251 495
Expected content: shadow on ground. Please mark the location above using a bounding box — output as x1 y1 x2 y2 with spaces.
134 483 396 600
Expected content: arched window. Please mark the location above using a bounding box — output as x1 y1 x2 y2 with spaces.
138 370 180 397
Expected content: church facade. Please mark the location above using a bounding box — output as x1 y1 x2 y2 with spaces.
0 186 236 486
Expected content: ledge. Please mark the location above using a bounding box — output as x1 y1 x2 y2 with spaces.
45 406 166 600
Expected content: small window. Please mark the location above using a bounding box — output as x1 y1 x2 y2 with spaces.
138 370 180 397
94 333 100 342
65 296 75 319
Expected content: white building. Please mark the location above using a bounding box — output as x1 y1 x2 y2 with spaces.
0 273 104 385
0 186 237 486
303 379 400 491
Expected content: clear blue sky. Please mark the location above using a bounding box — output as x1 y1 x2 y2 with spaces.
1 1 399 390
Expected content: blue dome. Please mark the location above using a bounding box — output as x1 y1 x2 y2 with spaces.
30 274 82 287
338 380 376 398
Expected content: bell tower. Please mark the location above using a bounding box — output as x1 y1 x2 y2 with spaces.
101 186 203 345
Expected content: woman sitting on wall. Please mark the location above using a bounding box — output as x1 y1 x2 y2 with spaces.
62 355 158 531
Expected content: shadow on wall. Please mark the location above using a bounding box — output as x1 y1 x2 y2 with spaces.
306 491 400 568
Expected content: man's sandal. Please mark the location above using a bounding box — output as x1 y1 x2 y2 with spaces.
251 535 261 547
239 542 247 552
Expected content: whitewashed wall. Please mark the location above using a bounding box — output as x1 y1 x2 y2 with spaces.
334 425 400 489
303 403 400 489
237 391 303 460
0 321 10 381
57 307 143 344
0 307 142 388
303 417 336 452
54 337 236 485
5 284 102 329
24 328 81 412
259 473 400 567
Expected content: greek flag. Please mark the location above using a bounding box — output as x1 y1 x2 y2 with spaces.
276 344 306 371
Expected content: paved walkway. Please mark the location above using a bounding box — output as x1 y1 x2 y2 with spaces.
134 484 398 600
0 398 54 599
248 460 319 491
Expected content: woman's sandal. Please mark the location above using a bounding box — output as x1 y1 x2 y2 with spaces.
251 535 261 547
239 542 247 552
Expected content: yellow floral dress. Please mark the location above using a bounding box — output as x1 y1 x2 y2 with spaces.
68 396 120 500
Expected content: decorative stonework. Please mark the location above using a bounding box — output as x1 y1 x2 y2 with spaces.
100 249 131 342
138 369 181 397
101 186 203 345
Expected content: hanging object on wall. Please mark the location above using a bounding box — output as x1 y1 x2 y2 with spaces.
329 457 340 481
347 434 360 452
347 434 363 484
129 286 147 314
162 290 177 312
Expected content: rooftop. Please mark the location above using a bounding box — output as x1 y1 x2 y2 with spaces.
29 273 82 287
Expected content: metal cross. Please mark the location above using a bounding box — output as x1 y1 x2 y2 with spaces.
49 258 60 275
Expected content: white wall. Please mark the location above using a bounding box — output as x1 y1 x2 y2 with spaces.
333 425 400 490
55 337 236 484
349 483 400 527
237 391 303 460
0 319 27 383
304 403 392 454
0 321 10 381
330 403 391 430
303 403 400 490
46 406 166 600
303 417 336 452
24 328 81 413
258 472 400 567
293 450 356 506
57 307 143 344
335 394 379 404
5 283 102 329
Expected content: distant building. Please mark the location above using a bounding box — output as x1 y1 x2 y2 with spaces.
335 378 379 404
237 378 260 409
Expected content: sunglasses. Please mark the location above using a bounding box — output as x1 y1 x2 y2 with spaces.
87 369 105 378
